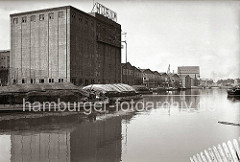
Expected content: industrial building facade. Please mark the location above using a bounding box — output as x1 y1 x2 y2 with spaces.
0 50 10 86
177 66 200 79
178 66 200 86
121 62 174 88
10 6 121 85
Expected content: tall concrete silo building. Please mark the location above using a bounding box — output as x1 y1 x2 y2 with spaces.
10 4 121 85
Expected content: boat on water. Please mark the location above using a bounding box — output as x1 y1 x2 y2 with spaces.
82 83 143 103
132 85 152 94
178 87 187 91
0 83 89 104
165 87 178 91
0 83 142 112
227 85 240 96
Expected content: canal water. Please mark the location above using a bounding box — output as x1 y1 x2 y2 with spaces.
0 88 239 162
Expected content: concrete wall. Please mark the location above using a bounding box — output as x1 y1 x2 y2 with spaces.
69 8 96 85
10 6 121 86
69 9 121 85
10 7 70 84
95 13 121 84
11 133 70 162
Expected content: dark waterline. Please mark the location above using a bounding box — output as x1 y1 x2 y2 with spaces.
0 89 239 162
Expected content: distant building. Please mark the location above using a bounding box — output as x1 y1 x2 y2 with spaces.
0 50 10 69
181 75 192 89
121 63 143 85
121 63 166 87
159 72 168 87
178 66 200 86
133 66 142 85
171 73 181 87
140 69 155 88
200 79 214 86
121 62 134 85
10 5 121 85
0 50 10 86
177 66 200 79
153 71 161 87
217 79 235 86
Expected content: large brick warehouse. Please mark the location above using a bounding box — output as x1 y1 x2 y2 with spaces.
10 5 121 85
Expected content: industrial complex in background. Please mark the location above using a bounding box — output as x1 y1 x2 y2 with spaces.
0 4 202 89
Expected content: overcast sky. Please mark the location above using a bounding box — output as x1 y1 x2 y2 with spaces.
0 0 239 80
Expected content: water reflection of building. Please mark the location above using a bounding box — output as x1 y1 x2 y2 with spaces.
5 115 122 162
180 90 200 109
142 90 200 110
70 117 122 162
178 66 200 86
11 133 70 162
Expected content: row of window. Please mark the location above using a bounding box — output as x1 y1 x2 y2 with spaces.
12 11 64 24
13 11 95 26
70 78 120 85
13 78 64 84
1 56 9 60
11 78 120 85
71 13 94 27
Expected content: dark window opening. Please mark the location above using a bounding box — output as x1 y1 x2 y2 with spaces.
58 79 63 83
85 79 89 85
22 17 27 23
31 79 34 84
71 79 76 85
72 13 76 18
49 78 54 83
39 79 44 83
49 13 54 19
22 79 25 84
39 14 44 21
79 79 82 85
